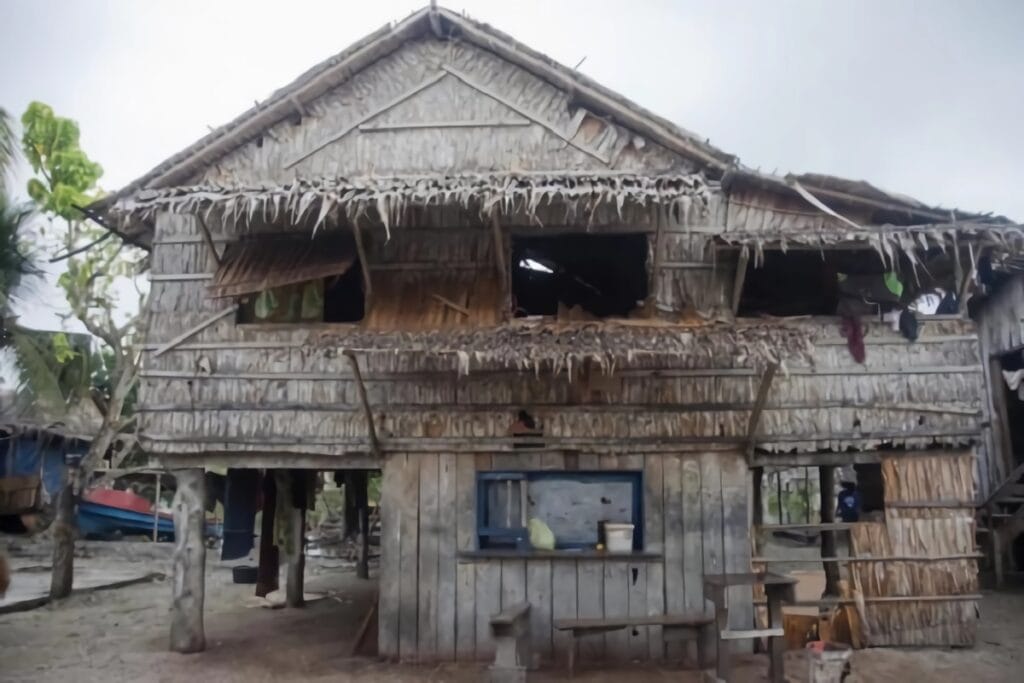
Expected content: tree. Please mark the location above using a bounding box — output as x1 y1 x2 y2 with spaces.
21 101 147 599
0 107 38 343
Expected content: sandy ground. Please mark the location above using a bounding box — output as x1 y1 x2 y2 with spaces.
1 537 1022 683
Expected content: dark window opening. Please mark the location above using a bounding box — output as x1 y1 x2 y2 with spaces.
997 351 1024 467
238 261 365 324
324 263 365 322
737 249 960 318
476 471 643 551
852 463 885 518
511 233 648 318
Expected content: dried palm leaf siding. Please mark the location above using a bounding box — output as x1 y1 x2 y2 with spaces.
848 454 978 647
208 232 356 298
364 270 501 330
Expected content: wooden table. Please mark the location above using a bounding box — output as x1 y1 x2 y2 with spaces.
703 572 796 683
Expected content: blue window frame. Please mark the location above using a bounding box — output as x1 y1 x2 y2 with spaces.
476 470 644 551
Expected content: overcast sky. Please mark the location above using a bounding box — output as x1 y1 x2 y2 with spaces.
1 0 1023 334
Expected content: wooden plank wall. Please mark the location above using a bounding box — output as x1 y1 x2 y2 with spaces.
377 450 751 663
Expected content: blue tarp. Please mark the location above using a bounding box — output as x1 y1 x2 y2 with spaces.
0 435 85 503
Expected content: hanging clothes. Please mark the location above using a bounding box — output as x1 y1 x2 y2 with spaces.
898 309 920 342
840 316 866 364
221 469 260 561
1003 369 1024 400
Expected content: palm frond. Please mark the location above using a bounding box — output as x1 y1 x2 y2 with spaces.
9 328 69 416
0 193 38 343
0 108 16 187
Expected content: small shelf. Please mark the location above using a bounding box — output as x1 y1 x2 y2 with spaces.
458 549 662 562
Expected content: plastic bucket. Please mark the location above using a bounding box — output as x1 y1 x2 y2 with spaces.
604 523 635 553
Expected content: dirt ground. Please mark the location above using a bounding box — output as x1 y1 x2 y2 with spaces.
1 537 1022 683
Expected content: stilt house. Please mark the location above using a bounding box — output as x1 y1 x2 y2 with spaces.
91 5 1023 663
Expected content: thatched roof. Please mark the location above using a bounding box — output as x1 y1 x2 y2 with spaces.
313 318 815 376
107 172 712 236
0 390 100 442
89 5 1018 254
89 5 733 247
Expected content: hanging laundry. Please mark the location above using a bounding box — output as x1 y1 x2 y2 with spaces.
837 272 904 305
898 309 919 342
1002 369 1024 400
840 316 866 363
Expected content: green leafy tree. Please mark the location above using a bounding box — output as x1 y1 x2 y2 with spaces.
21 101 147 599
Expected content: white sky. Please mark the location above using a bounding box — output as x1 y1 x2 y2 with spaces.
1 0 1023 335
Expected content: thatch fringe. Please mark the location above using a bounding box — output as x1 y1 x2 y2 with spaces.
313 318 815 377
111 172 712 238
722 222 1024 270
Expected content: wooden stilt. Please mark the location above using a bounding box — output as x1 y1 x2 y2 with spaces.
355 471 370 580
170 468 206 653
990 505 1004 589
255 470 279 598
752 467 763 526
277 469 308 608
819 466 840 597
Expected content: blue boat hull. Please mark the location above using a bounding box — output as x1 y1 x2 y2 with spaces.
77 501 177 540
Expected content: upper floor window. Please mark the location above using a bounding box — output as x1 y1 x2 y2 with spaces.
511 233 648 319
736 248 960 318
210 233 364 324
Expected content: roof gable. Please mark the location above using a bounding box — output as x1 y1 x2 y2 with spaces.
196 38 692 186
94 7 733 217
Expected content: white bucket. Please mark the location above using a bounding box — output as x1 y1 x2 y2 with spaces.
604 523 635 553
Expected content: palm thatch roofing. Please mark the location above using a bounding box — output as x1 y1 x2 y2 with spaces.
107 172 713 236
313 318 814 376
0 389 100 442
89 5 1020 255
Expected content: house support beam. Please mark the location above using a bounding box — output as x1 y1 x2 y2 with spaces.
275 469 308 608
352 222 373 308
170 468 206 653
731 248 749 316
344 352 381 457
194 215 222 267
745 362 778 464
819 466 841 597
491 211 510 318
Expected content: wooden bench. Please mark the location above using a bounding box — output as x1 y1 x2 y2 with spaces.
553 614 714 676
489 602 532 683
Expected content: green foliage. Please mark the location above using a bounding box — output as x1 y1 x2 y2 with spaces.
20 101 103 220
10 326 95 413
19 102 145 470
0 196 36 296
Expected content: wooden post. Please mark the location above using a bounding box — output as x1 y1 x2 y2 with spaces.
819 466 840 597
170 468 206 653
49 465 77 600
277 469 308 608
153 472 162 542
255 470 279 598
344 352 381 457
752 467 764 526
989 505 1004 589
491 210 510 319
776 471 783 524
731 248 749 317
354 471 370 580
745 362 778 465
352 222 373 309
